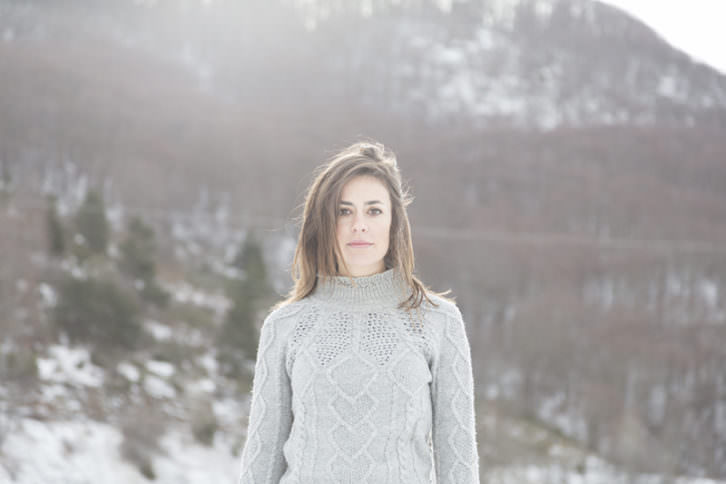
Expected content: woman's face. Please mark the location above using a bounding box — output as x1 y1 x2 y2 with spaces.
335 175 392 277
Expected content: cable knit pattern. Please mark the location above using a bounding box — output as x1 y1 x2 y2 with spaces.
237 268 480 484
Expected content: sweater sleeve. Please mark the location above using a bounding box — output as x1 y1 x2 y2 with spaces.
431 304 480 484
238 311 293 484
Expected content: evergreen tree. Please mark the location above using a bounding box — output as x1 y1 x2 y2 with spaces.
54 276 141 350
0 159 10 190
0 159 11 204
45 195 65 257
231 231 272 301
118 216 169 307
119 216 156 281
75 189 109 255
218 285 258 373
218 232 274 377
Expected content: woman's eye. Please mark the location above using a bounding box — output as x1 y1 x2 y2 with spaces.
338 207 382 216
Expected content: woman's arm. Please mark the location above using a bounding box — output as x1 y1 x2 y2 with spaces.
238 310 294 484
431 303 480 484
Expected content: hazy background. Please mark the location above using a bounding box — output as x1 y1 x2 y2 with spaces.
1 0 726 482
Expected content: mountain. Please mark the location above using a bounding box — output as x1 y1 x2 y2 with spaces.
287 0 726 129
1 0 726 480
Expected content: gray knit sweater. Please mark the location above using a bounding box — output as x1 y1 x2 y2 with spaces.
237 268 480 484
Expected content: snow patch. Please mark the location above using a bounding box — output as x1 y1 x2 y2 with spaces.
487 459 726 483
163 280 230 316
146 319 173 341
698 279 718 308
658 75 678 98
38 283 57 307
197 352 218 374
188 378 216 395
37 345 104 388
116 362 140 383
146 360 176 378
212 398 243 425
434 45 464 65
1 419 141 483
533 0 554 19
143 374 176 399
0 418 239 484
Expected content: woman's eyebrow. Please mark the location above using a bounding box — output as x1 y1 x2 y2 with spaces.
340 200 383 205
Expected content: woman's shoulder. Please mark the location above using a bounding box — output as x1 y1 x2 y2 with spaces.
420 291 463 322
263 298 311 328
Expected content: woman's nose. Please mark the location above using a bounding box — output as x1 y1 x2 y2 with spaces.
352 216 368 232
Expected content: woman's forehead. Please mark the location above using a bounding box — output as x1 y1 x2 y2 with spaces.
341 175 388 194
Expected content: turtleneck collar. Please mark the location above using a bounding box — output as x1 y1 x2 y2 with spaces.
310 267 410 309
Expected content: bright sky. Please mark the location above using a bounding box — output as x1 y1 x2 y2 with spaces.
599 0 726 74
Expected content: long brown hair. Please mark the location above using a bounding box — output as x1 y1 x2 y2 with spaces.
272 140 451 312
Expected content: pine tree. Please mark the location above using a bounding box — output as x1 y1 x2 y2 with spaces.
75 189 109 255
45 195 65 257
119 216 156 281
218 232 274 377
0 159 11 204
54 276 141 350
231 231 271 302
118 216 168 307
0 159 9 189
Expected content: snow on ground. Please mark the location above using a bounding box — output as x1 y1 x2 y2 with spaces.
0 417 724 484
197 352 218 374
143 375 176 400
0 419 145 484
145 319 173 341
162 280 230 318
153 427 239 484
116 362 140 383
0 418 239 484
145 360 175 378
38 282 57 307
37 345 104 388
187 377 216 395
487 458 726 484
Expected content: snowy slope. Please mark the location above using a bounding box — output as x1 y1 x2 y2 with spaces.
0 419 239 484
296 0 726 128
2 417 725 483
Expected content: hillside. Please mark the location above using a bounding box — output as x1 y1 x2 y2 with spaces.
1 0 725 480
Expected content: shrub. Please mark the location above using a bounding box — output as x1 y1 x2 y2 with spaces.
54 276 141 350
217 232 275 376
45 195 66 257
1 348 38 383
190 400 218 447
140 280 170 308
119 216 156 281
119 405 165 480
75 189 109 255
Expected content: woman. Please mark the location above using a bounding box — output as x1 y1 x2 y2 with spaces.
238 141 480 483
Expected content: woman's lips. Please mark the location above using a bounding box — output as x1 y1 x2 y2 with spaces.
348 242 373 247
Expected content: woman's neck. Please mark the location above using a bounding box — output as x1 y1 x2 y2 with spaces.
336 261 386 277
311 267 409 308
